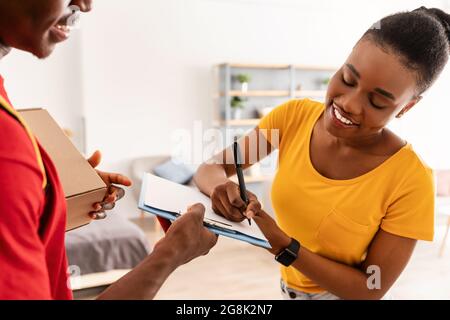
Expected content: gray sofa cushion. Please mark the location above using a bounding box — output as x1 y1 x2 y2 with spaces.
153 159 194 185
65 213 150 275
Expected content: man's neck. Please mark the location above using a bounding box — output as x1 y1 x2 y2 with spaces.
0 42 11 59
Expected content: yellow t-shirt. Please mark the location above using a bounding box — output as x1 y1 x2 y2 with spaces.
258 99 435 293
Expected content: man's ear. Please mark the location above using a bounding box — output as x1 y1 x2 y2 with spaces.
396 96 422 119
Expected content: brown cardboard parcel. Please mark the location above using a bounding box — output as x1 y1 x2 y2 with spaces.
18 108 107 231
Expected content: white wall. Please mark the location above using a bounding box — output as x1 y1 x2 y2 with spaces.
80 0 448 167
1 0 449 216
0 33 85 151
76 0 449 216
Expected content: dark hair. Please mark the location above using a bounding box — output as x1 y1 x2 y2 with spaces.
363 6 450 95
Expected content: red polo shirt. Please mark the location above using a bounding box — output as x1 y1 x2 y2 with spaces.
0 75 72 300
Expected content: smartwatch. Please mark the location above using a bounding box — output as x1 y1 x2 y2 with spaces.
275 238 300 267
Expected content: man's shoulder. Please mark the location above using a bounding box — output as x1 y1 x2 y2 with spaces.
0 108 39 166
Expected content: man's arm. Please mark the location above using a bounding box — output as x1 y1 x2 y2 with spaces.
97 204 218 300
95 241 183 300
0 154 52 299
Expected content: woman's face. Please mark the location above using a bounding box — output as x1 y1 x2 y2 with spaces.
323 39 421 144
0 0 92 58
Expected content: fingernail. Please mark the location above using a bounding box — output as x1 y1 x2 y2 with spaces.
247 210 255 219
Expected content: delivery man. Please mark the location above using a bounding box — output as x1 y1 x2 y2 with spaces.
0 0 217 300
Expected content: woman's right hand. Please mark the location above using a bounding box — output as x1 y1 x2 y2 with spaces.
210 180 262 222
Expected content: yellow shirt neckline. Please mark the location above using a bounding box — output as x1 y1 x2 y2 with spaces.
305 103 412 186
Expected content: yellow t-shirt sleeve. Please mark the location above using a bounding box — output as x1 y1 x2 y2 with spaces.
258 99 303 146
381 163 435 241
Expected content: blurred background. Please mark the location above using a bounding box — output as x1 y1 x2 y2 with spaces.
1 0 449 299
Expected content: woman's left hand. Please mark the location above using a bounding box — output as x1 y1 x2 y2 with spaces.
247 209 291 255
87 150 133 220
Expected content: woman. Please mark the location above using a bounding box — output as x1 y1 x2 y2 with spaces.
195 7 450 300
0 0 217 299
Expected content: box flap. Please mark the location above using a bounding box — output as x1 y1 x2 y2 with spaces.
18 108 106 197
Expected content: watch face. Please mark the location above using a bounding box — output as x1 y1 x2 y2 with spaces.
276 250 296 267
275 239 300 266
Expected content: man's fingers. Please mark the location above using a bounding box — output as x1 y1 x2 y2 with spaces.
102 202 116 210
90 210 107 220
104 190 117 203
93 199 116 211
114 186 125 200
87 150 102 168
102 186 125 203
100 172 133 186
186 203 206 221
202 235 218 256
187 203 206 213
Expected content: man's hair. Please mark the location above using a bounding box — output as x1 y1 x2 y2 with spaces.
364 7 450 94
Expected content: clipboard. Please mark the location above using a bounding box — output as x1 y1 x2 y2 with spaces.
138 173 271 249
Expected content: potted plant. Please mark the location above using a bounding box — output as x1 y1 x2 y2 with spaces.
319 77 330 90
235 74 252 93
230 96 245 119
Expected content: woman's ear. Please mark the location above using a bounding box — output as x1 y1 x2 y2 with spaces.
396 96 422 119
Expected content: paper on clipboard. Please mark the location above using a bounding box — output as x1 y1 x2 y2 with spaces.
138 173 270 248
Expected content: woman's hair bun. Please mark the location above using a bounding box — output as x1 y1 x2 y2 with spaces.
415 6 450 44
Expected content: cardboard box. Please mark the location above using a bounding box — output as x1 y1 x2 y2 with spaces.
18 108 107 231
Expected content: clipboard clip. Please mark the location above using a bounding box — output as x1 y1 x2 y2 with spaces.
172 212 237 234
203 218 237 233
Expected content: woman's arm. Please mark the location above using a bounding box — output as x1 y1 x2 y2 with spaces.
250 209 416 300
194 127 275 197
194 127 276 221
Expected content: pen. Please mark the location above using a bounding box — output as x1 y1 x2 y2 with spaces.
233 137 251 226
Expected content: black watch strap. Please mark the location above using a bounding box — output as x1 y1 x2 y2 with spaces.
275 238 300 267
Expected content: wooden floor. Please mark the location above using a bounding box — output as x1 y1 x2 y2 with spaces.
154 235 281 300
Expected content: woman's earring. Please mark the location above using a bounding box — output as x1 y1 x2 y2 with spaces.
396 109 406 119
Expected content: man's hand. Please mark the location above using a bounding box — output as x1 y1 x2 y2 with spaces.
87 150 132 219
97 204 218 300
210 180 261 223
155 203 218 267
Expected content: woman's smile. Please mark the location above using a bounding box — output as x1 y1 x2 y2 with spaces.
325 101 360 132
330 102 360 128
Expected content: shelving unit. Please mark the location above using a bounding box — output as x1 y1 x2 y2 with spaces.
222 90 290 97
213 62 337 183
214 62 337 127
